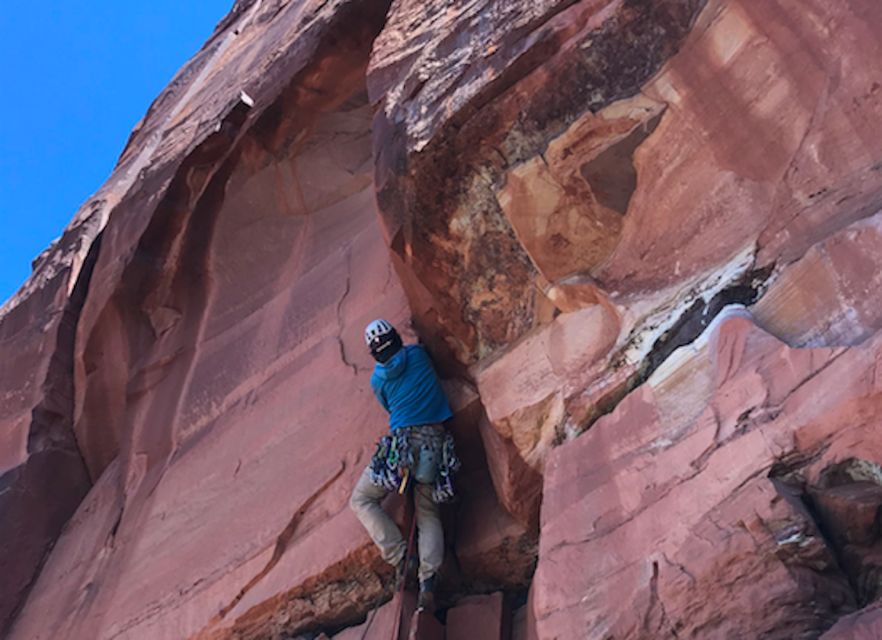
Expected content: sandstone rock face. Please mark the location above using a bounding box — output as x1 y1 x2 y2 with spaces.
331 592 415 640
446 592 508 640
535 310 872 637
4 0 882 638
0 248 92 633
370 0 882 537
370 0 707 365
9 2 407 637
754 212 882 348
5 2 533 638
822 603 882 640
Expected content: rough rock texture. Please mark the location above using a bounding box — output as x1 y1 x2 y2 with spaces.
8 3 407 638
821 603 882 640
4 0 882 638
535 310 873 637
754 212 882 348
406 610 444 640
0 244 92 632
511 591 539 640
369 0 882 532
4 2 534 638
446 592 508 640
331 592 415 640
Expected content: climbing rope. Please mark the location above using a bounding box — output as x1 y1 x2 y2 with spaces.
359 603 379 640
359 485 418 640
390 486 419 640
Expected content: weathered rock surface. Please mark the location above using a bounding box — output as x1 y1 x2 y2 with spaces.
821 602 882 640
534 309 882 637
5 3 535 638
511 589 539 640
332 592 415 640
0 261 92 632
370 0 707 365
370 0 882 537
4 0 882 638
446 592 508 640
9 1 406 636
754 211 882 348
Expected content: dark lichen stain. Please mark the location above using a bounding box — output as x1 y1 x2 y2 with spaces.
375 0 708 362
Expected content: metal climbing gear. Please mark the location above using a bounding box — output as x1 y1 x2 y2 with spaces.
368 426 461 503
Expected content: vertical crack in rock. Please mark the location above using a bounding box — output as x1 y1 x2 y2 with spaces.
27 231 104 462
159 102 258 468
76 97 255 485
775 458 882 614
573 263 775 438
335 247 358 375
642 560 679 638
0 231 105 636
764 455 882 633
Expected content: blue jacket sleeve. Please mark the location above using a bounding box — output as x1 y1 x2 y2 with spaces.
371 376 390 412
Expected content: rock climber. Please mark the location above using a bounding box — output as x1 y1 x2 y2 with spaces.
349 319 460 613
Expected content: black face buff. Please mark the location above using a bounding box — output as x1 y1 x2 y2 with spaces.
370 331 402 363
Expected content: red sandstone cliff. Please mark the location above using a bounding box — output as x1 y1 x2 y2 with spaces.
3 1 882 638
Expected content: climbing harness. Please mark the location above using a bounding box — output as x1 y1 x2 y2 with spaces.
368 426 461 503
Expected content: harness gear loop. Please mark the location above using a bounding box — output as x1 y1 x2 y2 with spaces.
368 426 461 503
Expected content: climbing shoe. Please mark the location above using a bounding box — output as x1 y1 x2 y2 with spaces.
417 575 436 613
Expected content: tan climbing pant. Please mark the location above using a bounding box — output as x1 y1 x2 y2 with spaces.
349 465 443 583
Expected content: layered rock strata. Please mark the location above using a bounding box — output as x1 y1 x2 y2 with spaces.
3 0 882 638
370 0 882 533
535 309 881 637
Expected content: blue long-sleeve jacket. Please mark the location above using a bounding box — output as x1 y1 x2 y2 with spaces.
370 345 453 430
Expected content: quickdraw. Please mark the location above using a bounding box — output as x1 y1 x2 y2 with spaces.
368 427 461 503
432 433 460 503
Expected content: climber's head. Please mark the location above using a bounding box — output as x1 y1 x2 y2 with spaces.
364 319 403 363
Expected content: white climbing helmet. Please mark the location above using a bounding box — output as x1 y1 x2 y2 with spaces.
364 319 395 346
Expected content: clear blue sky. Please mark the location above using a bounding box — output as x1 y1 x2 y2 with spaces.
0 1 232 303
